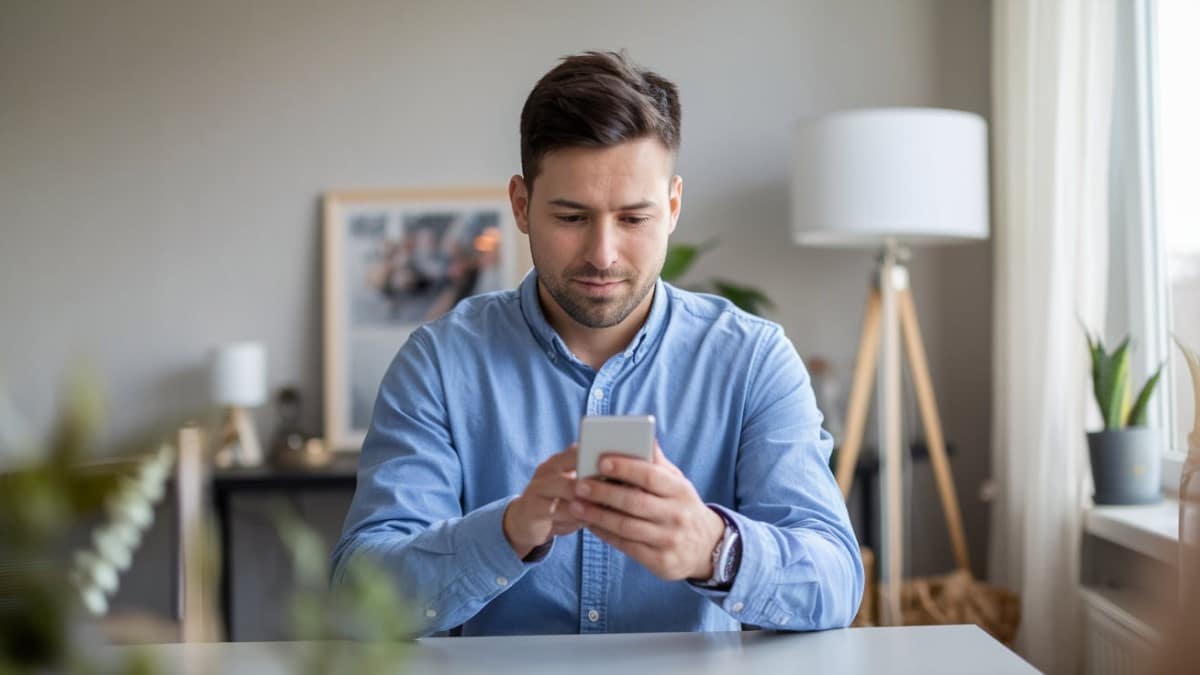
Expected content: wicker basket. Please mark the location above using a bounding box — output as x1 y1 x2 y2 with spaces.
897 568 1020 645
851 548 1020 646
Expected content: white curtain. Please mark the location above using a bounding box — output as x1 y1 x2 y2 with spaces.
990 1 1116 673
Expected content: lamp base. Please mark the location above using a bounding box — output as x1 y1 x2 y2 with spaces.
214 406 263 468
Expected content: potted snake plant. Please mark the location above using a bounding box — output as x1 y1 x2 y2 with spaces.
1085 332 1164 504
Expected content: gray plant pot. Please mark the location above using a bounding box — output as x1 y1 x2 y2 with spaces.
1087 428 1162 505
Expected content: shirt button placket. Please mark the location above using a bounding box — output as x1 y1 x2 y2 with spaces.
581 371 612 632
590 386 606 415
579 530 609 633
588 387 603 415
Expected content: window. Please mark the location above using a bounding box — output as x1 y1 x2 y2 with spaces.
1153 0 1200 456
1112 0 1197 480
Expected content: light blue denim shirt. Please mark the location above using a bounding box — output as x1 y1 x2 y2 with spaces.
331 270 863 636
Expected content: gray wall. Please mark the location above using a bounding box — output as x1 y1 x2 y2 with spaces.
1 0 993 620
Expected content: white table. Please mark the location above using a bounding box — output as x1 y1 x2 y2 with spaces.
110 625 1038 674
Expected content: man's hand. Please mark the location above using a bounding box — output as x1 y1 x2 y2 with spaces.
503 445 585 559
568 445 725 581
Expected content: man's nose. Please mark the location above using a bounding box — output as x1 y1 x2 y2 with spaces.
583 221 619 271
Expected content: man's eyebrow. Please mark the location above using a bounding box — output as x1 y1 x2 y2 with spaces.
547 198 657 211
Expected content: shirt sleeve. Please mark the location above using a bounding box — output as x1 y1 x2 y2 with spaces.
689 324 864 631
329 328 550 636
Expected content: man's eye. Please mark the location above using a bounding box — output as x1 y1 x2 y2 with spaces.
623 216 650 226
555 214 586 224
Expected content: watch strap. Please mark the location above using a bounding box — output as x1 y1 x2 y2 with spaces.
693 506 740 589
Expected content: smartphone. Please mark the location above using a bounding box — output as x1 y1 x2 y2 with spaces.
577 415 656 480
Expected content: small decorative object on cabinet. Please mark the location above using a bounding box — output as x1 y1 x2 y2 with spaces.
211 341 268 468
270 387 331 469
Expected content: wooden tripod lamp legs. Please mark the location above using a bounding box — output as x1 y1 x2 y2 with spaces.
833 274 973 625
837 288 882 498
897 291 971 572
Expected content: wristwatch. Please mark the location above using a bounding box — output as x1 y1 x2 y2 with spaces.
692 507 741 589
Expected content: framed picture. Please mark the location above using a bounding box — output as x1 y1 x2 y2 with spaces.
323 187 527 451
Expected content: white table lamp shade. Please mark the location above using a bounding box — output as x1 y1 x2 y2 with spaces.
791 108 989 247
210 342 267 407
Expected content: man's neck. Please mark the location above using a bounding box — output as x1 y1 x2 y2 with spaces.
537 281 654 371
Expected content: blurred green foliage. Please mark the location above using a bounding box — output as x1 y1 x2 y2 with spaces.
1 370 411 674
273 506 411 675
662 240 774 316
0 370 161 674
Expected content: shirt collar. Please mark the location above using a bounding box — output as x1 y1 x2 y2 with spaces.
518 268 669 366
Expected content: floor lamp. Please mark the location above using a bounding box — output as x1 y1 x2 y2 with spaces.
791 108 989 625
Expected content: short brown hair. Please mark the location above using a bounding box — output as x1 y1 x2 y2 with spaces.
519 51 681 192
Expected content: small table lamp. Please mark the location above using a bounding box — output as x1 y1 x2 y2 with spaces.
210 342 267 468
791 107 989 625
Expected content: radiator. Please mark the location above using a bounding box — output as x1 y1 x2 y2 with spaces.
1080 588 1160 675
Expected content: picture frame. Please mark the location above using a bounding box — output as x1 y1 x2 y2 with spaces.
322 186 527 452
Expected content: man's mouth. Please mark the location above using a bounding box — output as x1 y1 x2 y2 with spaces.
572 278 625 294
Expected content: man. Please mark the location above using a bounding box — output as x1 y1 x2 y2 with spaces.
331 51 863 636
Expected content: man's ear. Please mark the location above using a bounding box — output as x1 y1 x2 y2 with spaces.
667 175 683 236
509 175 530 234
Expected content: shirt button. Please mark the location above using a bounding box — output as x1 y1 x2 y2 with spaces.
592 389 604 400
425 608 437 618
731 601 745 613
496 576 508 587
587 609 600 622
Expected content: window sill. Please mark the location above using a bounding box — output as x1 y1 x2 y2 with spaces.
1083 498 1180 566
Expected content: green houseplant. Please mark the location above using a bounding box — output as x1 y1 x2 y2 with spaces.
1085 331 1164 504
662 240 773 316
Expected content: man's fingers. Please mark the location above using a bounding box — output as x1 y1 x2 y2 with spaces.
575 478 671 523
519 494 583 535
550 508 583 525
523 494 562 517
538 444 579 476
588 524 660 567
550 510 584 535
653 444 684 476
569 500 666 547
550 521 584 537
531 473 579 502
597 454 680 498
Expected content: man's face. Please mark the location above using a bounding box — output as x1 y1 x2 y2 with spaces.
510 137 682 329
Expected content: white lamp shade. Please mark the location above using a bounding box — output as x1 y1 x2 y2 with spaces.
791 107 989 248
210 342 267 407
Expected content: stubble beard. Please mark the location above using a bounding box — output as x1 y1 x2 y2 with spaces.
540 264 657 329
